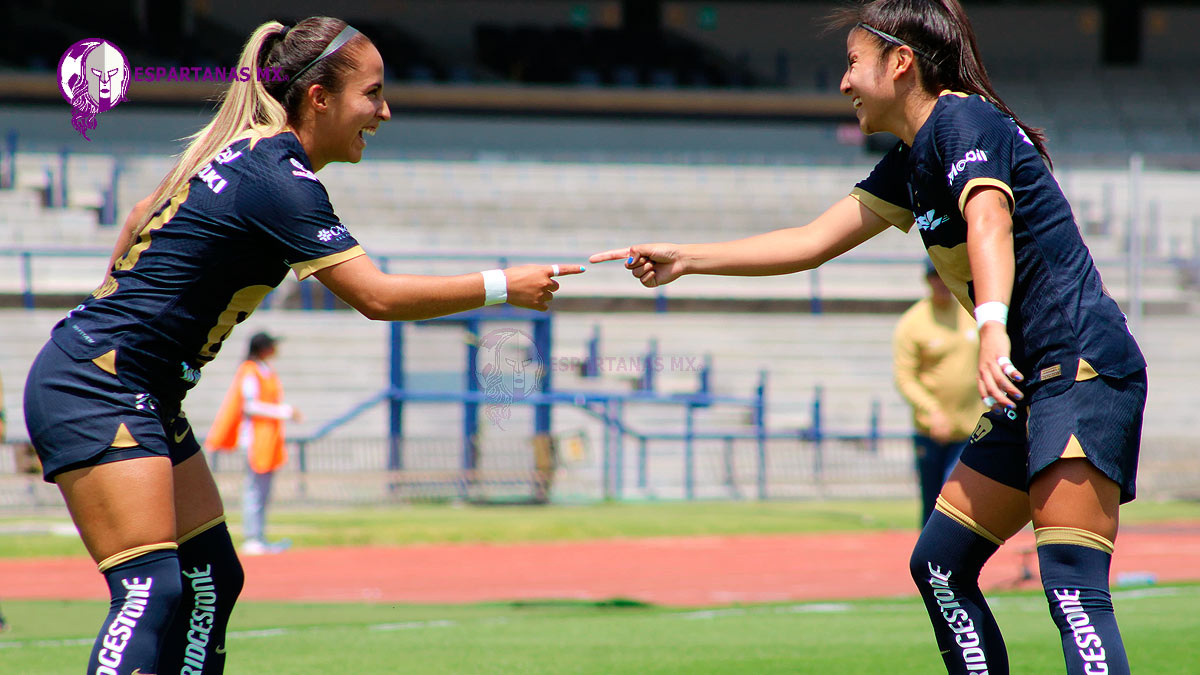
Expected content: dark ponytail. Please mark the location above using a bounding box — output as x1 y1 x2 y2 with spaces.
832 0 1052 168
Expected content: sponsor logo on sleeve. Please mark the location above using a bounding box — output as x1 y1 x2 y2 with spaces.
946 149 988 185
316 224 350 243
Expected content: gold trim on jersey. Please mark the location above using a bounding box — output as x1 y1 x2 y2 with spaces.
958 177 1014 218
93 184 191 300
1076 358 1099 381
291 245 367 280
939 90 971 99
849 188 914 232
925 244 973 312
935 495 1005 546
1034 526 1113 554
198 285 274 363
92 349 118 375
111 422 138 448
178 515 227 545
1060 434 1087 459
97 542 179 573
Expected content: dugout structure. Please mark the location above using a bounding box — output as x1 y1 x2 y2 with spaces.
293 305 791 503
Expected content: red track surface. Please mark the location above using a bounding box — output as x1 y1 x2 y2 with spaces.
2 527 1198 606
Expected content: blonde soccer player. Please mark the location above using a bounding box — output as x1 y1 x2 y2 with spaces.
24 17 581 674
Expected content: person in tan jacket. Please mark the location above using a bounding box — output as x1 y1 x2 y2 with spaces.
894 262 985 525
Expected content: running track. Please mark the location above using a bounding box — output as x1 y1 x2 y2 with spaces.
2 527 1198 606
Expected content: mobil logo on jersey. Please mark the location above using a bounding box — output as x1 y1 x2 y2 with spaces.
946 148 988 185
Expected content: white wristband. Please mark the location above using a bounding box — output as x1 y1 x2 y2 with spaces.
974 301 1008 330
481 269 507 306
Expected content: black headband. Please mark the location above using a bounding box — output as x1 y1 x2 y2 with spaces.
856 22 938 64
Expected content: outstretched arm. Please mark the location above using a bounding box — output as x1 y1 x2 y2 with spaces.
589 195 892 287
314 255 584 321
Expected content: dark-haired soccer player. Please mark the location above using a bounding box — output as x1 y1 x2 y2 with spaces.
25 17 581 674
591 2 1145 673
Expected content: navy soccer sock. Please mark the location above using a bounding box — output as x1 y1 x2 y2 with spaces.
1037 527 1129 675
910 499 1008 674
159 517 245 675
90 545 183 675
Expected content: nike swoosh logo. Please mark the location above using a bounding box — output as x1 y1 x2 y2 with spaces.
173 425 190 443
216 644 226 654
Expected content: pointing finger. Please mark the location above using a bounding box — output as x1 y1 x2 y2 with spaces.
549 264 587 277
588 249 630 264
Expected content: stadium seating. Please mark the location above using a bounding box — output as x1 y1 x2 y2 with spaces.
2 306 1197 502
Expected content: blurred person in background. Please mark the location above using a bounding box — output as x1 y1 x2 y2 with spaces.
893 260 983 526
23 16 581 674
592 1 1146 672
207 332 300 555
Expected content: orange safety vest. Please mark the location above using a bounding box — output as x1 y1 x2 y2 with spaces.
206 360 288 473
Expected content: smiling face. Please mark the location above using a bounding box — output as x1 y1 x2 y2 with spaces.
307 41 390 169
840 28 897 136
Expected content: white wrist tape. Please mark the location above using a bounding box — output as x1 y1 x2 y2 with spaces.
974 302 1008 330
481 269 507 306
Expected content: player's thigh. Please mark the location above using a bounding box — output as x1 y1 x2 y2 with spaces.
940 462 1031 540
944 408 1033 539
173 449 226 537
1025 372 1144 541
1030 458 1121 542
56 456 176 563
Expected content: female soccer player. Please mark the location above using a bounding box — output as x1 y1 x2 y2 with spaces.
591 2 1145 673
24 17 581 674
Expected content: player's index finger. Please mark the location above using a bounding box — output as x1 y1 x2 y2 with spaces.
587 248 630 263
550 264 587 277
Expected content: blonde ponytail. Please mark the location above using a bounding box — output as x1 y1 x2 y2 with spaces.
126 21 290 252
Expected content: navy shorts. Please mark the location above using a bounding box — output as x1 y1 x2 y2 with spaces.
23 340 201 483
958 369 1146 504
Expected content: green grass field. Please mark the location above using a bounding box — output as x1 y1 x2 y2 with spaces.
2 587 1197 673
2 499 1198 672
4 497 1199 557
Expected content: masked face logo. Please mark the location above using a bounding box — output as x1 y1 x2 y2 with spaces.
58 39 130 140
474 328 545 430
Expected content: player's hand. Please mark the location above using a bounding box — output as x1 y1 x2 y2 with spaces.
977 322 1024 412
589 243 687 288
503 264 585 311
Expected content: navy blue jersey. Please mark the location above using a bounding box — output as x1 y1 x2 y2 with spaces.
851 92 1144 399
51 132 364 400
